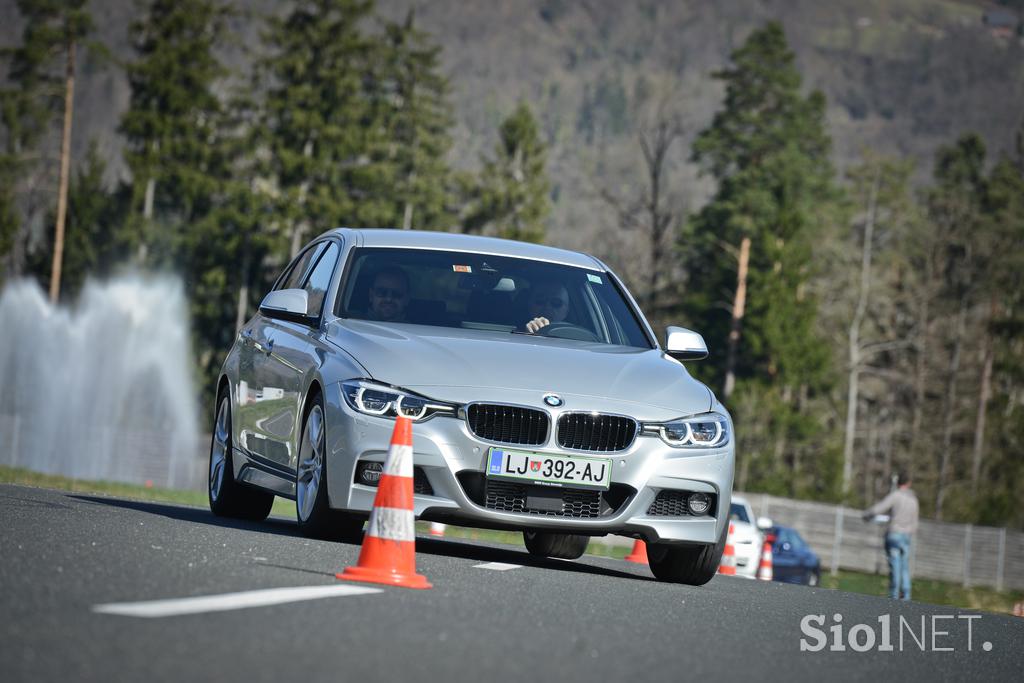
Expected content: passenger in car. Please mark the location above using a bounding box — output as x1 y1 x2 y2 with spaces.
524 280 570 333
366 267 410 322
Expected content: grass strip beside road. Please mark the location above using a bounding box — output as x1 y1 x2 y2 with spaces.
0 466 295 516
3 465 1021 614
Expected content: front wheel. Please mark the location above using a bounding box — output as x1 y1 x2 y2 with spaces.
208 391 274 521
295 391 363 543
523 530 589 559
646 521 728 585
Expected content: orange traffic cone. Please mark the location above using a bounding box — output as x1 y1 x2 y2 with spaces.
757 535 774 581
718 523 736 575
338 416 432 589
625 540 648 563
429 522 446 537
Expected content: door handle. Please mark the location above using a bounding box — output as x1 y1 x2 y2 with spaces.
265 338 275 355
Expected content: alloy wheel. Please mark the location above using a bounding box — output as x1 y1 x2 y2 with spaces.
209 396 230 502
296 405 325 522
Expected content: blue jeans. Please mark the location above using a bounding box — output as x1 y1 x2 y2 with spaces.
885 532 912 600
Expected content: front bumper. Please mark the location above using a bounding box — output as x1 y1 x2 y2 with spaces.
324 384 734 546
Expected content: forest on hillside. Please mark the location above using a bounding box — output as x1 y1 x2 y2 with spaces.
1 0 1022 528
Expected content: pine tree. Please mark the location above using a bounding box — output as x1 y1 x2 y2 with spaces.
925 134 987 519
977 148 1024 526
256 0 377 253
120 0 232 263
464 102 551 243
370 11 455 230
684 22 840 496
185 87 287 401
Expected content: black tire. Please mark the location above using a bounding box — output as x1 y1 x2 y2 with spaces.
523 530 590 560
295 390 363 543
208 388 274 521
646 521 728 585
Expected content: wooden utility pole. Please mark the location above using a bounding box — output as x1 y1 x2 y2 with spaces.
49 38 76 304
723 235 751 400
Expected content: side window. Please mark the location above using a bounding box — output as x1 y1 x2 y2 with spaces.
277 243 325 292
302 242 340 316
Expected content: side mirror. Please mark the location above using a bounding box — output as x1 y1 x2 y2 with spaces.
757 516 773 531
665 326 708 361
259 288 311 324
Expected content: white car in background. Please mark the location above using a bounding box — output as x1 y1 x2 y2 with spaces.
729 495 771 579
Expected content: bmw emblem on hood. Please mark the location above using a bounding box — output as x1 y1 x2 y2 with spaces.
543 394 563 407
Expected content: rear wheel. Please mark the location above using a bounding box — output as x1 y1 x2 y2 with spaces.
295 391 363 542
523 530 589 560
647 521 728 585
208 390 274 520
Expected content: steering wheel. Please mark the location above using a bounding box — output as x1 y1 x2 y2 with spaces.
537 321 600 343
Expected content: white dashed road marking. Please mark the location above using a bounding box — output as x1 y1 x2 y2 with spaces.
92 584 382 618
474 562 522 571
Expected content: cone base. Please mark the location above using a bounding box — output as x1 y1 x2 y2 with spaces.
337 565 432 590
624 540 648 563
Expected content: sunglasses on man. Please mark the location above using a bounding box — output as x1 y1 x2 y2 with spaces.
372 287 407 299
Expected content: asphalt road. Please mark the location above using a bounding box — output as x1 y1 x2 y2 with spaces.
2 483 1021 682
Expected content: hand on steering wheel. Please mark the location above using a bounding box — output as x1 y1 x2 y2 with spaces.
525 317 550 334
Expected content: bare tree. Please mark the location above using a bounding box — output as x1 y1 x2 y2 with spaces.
600 98 684 317
841 166 880 494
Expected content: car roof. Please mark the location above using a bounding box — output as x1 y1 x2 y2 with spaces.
320 228 606 270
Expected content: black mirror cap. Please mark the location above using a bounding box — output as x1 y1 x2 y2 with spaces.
259 305 316 326
666 349 709 362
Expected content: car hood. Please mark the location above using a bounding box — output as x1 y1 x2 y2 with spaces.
326 319 713 416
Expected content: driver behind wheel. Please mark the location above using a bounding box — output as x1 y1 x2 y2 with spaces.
524 280 569 334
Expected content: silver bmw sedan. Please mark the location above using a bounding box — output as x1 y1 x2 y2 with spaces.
209 228 734 584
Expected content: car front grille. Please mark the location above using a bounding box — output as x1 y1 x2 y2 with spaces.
556 413 637 452
646 490 716 517
466 404 548 446
484 480 602 518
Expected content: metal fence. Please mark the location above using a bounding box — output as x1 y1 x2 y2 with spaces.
0 414 206 492
738 491 1024 591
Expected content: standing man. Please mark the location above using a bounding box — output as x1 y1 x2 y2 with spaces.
863 472 919 601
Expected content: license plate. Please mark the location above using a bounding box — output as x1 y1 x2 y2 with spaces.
485 447 612 490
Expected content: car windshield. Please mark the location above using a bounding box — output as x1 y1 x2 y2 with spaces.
729 503 751 524
336 247 652 349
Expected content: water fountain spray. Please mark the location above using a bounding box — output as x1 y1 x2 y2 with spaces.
0 275 200 489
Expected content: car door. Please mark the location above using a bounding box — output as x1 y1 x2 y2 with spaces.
789 530 818 583
262 240 341 473
237 243 325 470
771 529 802 583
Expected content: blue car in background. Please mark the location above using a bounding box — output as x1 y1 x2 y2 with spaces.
770 526 821 586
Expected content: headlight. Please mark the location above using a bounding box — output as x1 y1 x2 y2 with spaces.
644 412 730 448
341 379 456 422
